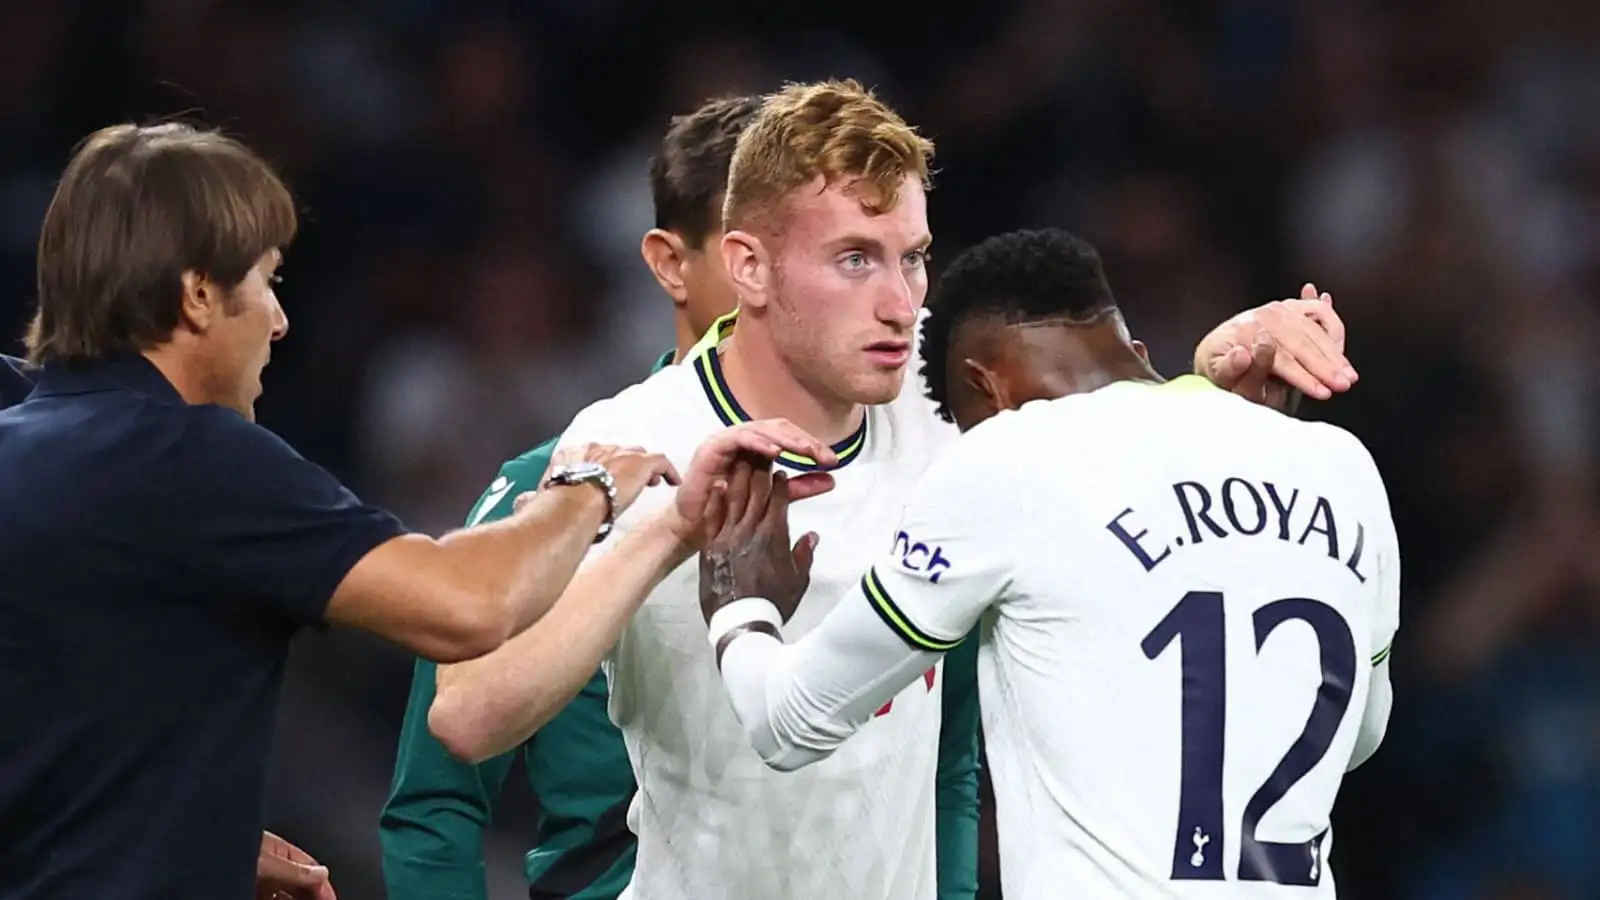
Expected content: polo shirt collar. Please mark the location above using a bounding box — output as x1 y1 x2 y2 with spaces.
32 353 185 403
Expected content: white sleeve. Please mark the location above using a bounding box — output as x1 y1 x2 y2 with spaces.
713 440 1017 770
1351 443 1399 771
1369 474 1401 666
1363 451 1401 669
1348 657 1392 771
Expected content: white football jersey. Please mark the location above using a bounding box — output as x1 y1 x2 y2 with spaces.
858 376 1400 899
555 330 957 899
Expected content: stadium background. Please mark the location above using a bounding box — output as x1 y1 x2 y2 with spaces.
0 1 1595 897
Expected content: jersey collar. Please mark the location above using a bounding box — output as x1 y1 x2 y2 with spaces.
1163 374 1219 393
688 309 868 472
32 352 185 403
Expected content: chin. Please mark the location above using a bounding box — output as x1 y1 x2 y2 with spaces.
848 369 907 406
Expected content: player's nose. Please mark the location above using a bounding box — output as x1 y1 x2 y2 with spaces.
270 298 290 341
875 276 918 328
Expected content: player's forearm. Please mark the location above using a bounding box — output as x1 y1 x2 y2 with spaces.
429 516 690 763
714 591 942 771
328 487 609 663
435 485 609 635
380 661 509 900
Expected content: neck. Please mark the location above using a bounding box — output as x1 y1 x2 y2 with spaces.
670 314 698 364
1076 341 1166 392
1001 320 1164 399
140 345 207 406
1068 358 1165 394
718 327 863 444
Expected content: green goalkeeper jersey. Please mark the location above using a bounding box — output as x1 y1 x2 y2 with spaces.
378 346 982 900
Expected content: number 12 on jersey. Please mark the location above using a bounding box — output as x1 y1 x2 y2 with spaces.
1141 590 1357 887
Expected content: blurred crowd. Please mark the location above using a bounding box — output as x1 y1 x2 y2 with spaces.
0 1 1594 897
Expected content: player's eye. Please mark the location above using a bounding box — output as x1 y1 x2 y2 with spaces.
903 248 929 268
840 252 868 270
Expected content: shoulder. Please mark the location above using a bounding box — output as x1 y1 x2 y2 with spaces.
901 410 1036 521
0 355 33 408
175 405 357 506
560 364 705 446
1295 418 1392 514
178 404 306 464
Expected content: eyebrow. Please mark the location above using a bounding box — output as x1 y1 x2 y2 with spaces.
826 234 934 255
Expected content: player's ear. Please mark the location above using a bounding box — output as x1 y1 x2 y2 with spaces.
962 358 1011 414
1131 339 1150 363
641 229 691 307
179 270 216 333
721 230 772 311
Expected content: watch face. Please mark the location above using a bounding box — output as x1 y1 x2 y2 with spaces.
561 461 606 479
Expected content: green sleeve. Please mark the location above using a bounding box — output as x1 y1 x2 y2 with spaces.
935 630 981 900
379 444 556 900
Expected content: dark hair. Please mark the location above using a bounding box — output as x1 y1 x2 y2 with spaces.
27 123 297 364
919 228 1117 422
648 94 762 249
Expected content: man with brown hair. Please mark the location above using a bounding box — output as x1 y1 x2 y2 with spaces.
0 122 810 900
427 80 1356 900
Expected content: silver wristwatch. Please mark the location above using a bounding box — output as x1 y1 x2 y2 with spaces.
542 462 618 543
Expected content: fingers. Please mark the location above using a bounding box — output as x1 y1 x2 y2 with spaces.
1208 343 1253 390
258 854 329 889
1248 329 1277 378
785 472 836 502
761 470 793 538
791 531 819 577
1257 301 1348 398
1269 349 1327 400
1222 333 1277 404
700 480 729 544
1301 282 1318 301
724 457 754 528
649 454 681 487
1298 298 1349 360
738 463 774 531
733 419 837 467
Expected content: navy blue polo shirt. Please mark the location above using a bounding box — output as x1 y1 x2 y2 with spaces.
0 355 30 408
0 353 407 899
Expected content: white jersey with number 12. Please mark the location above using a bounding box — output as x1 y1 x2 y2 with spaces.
863 377 1399 898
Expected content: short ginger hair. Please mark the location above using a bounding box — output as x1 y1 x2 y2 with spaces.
722 79 934 234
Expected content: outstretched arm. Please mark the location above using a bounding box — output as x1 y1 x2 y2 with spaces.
428 420 838 763
429 505 694 762
703 455 1012 771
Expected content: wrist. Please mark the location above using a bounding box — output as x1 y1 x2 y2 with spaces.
632 509 698 576
542 462 617 542
538 481 609 532
708 598 784 668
